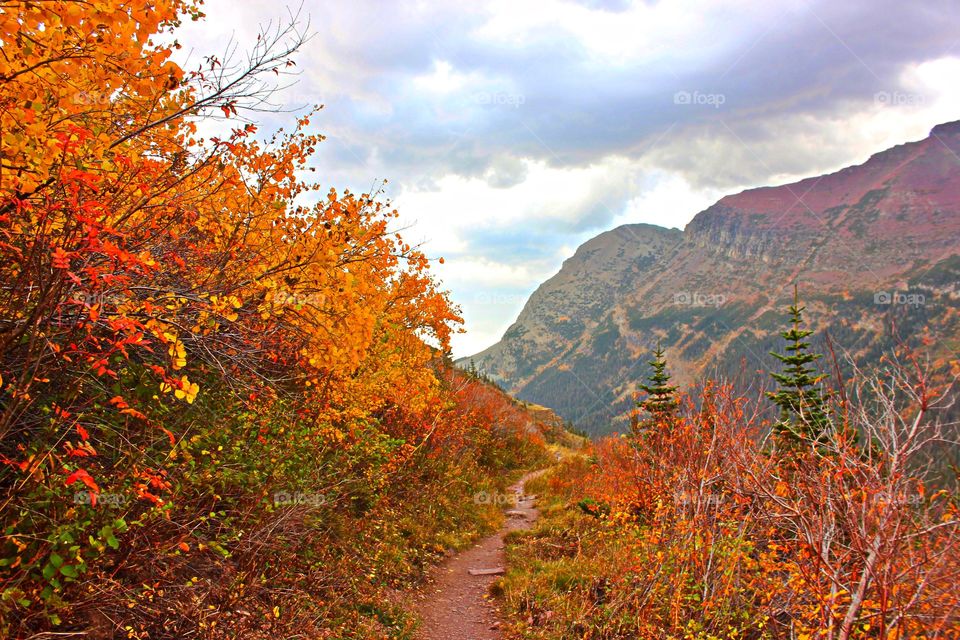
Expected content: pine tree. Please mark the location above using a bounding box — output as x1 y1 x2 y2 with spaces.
767 286 831 444
635 343 678 433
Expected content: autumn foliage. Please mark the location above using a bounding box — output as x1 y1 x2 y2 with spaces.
0 2 554 637
502 361 959 639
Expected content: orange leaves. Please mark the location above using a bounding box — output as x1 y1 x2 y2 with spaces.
0 3 470 632
52 247 72 269
209 295 241 322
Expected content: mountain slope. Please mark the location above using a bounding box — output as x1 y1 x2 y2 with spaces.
471 223 682 390
468 122 960 436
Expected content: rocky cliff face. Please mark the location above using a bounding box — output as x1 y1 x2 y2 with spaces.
471 224 682 389
466 122 960 436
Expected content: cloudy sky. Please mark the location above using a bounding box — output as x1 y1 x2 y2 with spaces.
174 0 960 357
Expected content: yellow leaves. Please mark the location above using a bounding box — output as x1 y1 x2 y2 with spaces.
174 376 199 404
209 295 241 322
160 376 199 404
168 339 187 370
138 251 157 268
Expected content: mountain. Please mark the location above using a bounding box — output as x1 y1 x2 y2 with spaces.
468 122 960 436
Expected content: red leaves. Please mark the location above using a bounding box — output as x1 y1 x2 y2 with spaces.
67 442 97 458
134 469 171 505
159 426 176 446
64 468 99 505
89 357 117 378
111 395 148 420
62 167 101 192
110 395 172 443
52 247 72 269
0 455 30 472
219 101 238 118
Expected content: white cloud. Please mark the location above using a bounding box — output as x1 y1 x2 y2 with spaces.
617 173 726 230
437 257 543 287
413 60 479 93
473 0 779 66
393 155 638 239
167 0 960 359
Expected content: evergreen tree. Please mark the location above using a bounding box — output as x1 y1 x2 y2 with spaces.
635 343 678 432
767 286 831 443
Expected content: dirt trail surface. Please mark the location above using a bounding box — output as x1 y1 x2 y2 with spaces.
414 471 544 640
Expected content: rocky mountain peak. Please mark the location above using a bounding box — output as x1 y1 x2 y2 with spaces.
468 123 960 435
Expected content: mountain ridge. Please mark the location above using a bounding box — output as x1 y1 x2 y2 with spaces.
467 121 960 435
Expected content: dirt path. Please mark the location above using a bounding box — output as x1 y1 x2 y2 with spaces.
413 471 544 640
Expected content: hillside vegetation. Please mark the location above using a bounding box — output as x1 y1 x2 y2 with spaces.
0 2 566 637
1 3 958 639
498 350 960 639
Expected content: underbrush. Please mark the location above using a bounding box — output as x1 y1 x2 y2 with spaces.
499 376 960 639
1 366 559 639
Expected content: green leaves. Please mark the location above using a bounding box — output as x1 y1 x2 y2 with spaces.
97 519 126 551
58 564 79 579
41 557 60 581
